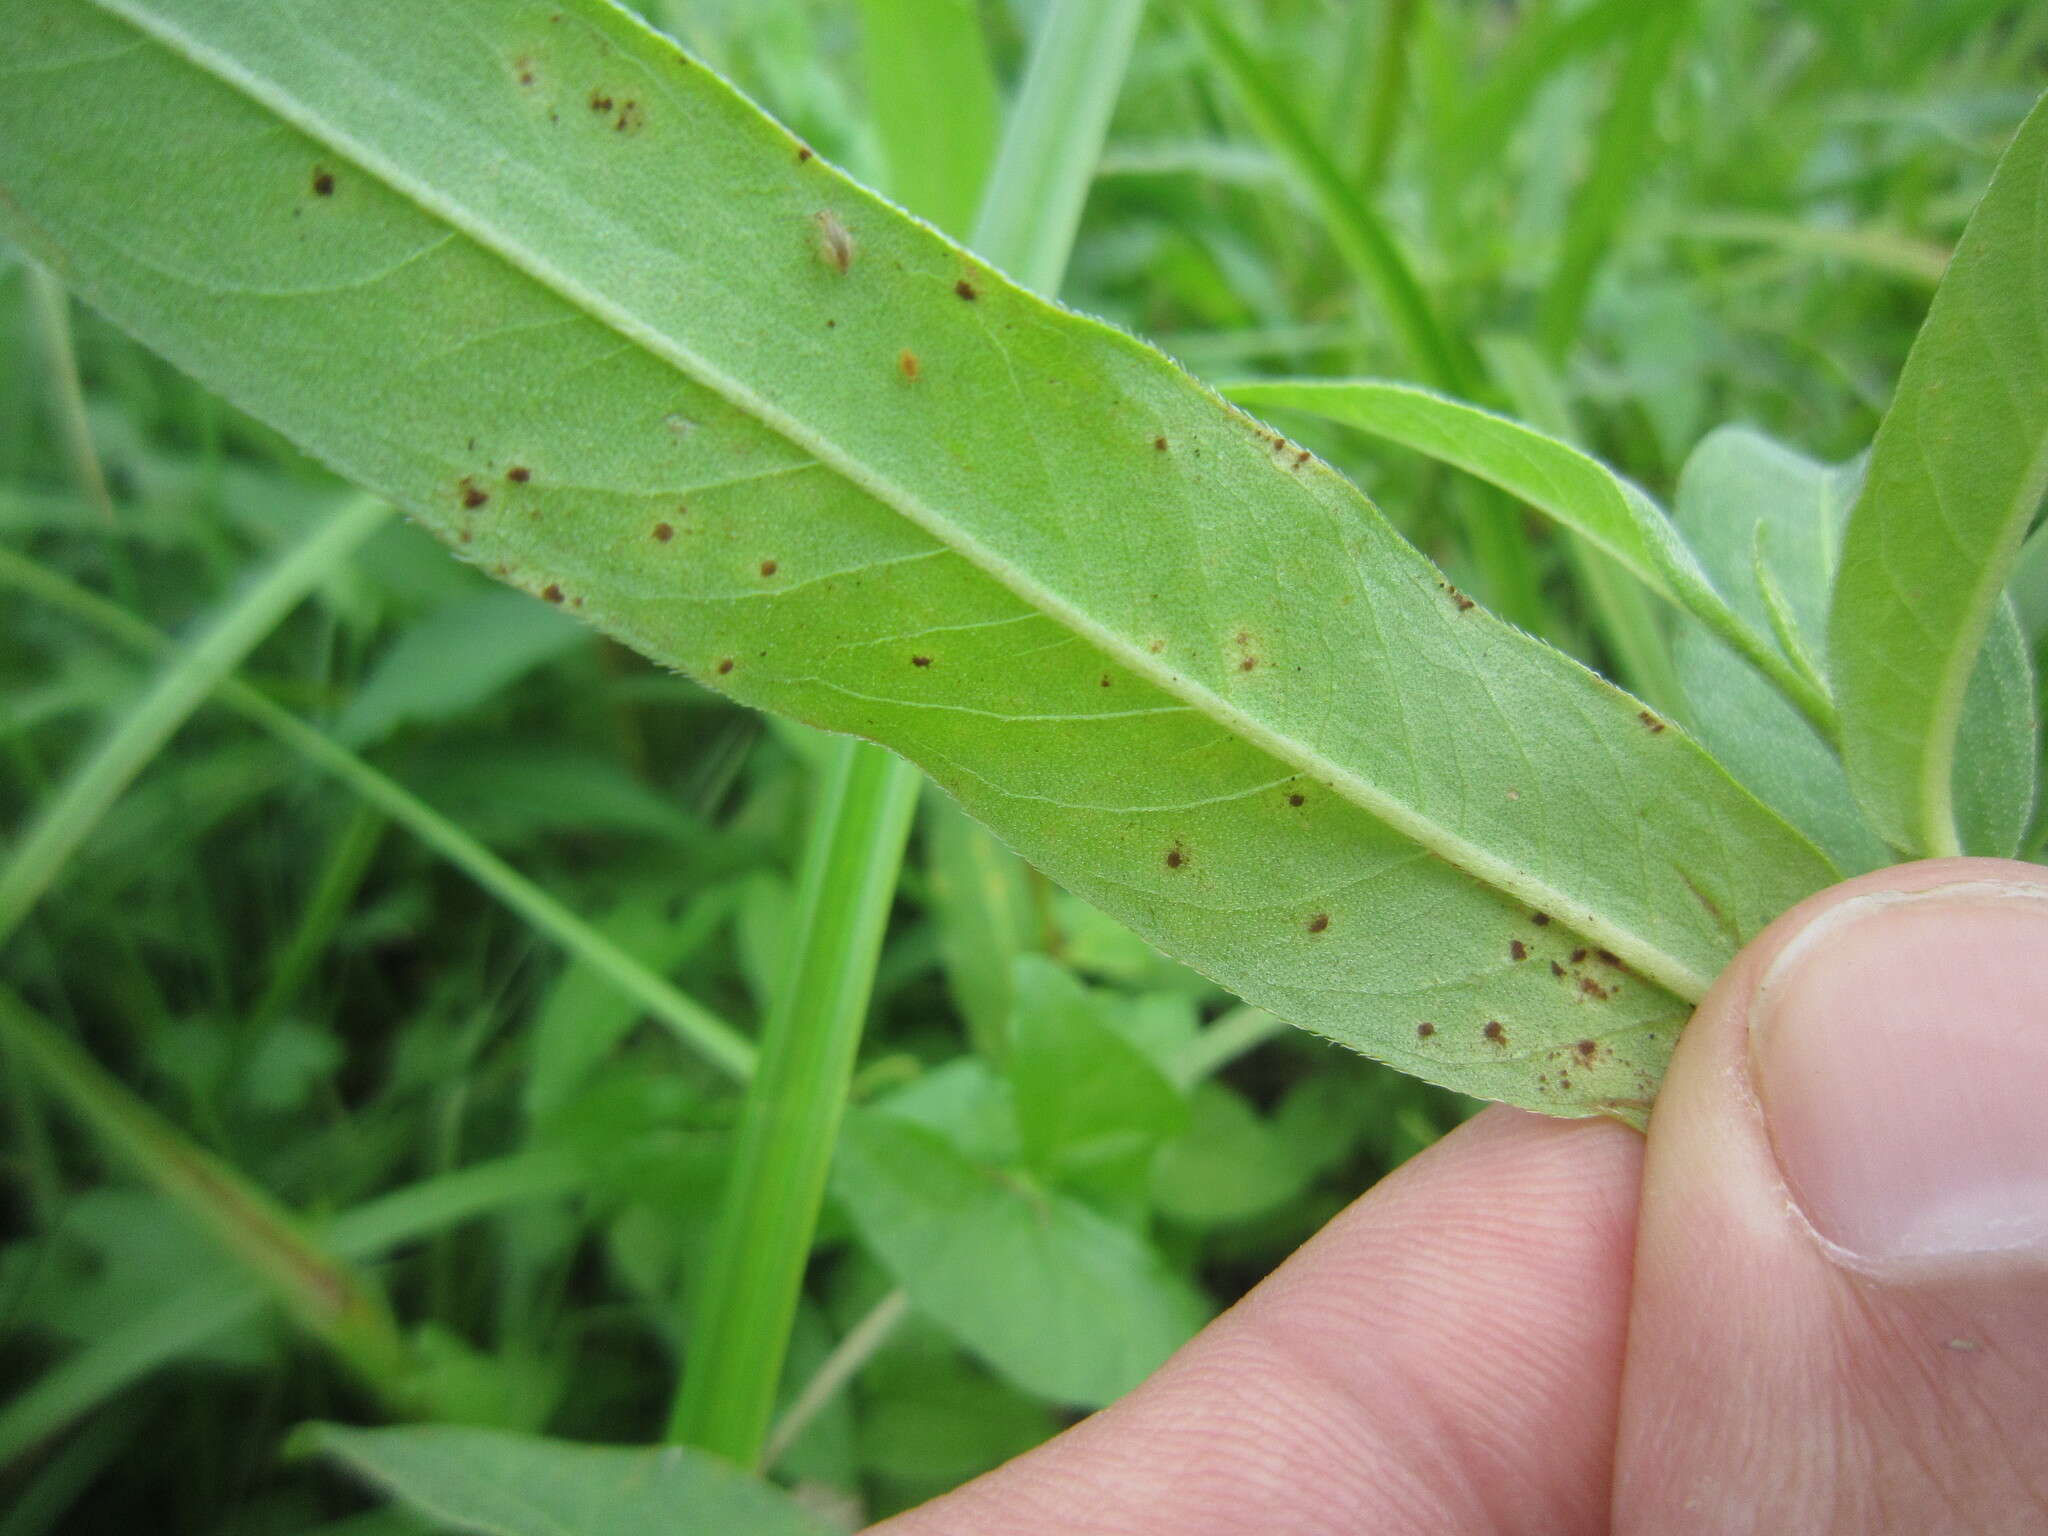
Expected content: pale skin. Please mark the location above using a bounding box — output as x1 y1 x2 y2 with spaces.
871 858 2048 1534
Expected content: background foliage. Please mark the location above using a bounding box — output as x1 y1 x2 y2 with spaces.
3 1 2043 1530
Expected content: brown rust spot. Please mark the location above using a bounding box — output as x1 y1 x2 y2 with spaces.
1550 960 1566 977
1575 1039 1598 1062
796 143 813 162
1596 949 1624 969
1579 976 1610 1001
1306 913 1330 934
1532 911 1552 926
459 480 488 509
311 168 335 197
759 559 778 578
1571 948 1588 964
1638 709 1667 733
653 522 674 542
1154 436 1168 452
1483 1020 1507 1045
507 465 531 484
954 278 978 301
1165 847 1185 870
1287 792 1305 807
1238 656 1258 671
1510 939 1528 961
899 349 920 380
911 655 932 668
1099 674 1112 688
716 657 734 674
542 584 564 604
1416 1021 1436 1039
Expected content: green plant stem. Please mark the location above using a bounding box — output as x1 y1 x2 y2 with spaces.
1536 0 1691 358
969 0 1146 295
25 265 113 525
1352 0 1418 192
0 986 415 1406
0 495 388 948
0 1149 581 1465
0 547 754 1080
250 802 385 1026
669 0 1140 1466
760 1287 910 1471
667 736 920 1460
1171 1004 1287 1088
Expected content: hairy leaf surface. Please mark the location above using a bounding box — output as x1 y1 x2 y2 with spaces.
0 0 1842 1117
1830 90 2048 856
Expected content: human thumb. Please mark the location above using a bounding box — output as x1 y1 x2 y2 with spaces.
1614 857 2048 1533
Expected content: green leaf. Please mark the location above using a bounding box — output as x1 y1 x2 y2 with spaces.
1669 427 1890 873
1221 378 1834 735
1005 956 1187 1186
832 1111 1207 1406
858 0 999 236
1151 1083 1310 1226
0 0 1843 1119
924 795 1039 1058
336 588 586 748
1829 90 2048 856
295 1423 832 1536
1953 600 2040 857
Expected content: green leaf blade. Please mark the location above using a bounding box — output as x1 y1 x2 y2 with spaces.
296 1424 833 1536
0 0 1844 1118
1829 89 2048 856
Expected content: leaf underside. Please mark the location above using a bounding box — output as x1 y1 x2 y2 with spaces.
0 0 1841 1119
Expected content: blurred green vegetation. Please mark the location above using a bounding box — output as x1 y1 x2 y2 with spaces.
3 1 2041 1530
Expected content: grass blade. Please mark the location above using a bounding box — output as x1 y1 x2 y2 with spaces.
1536 0 1691 358
0 547 754 1079
0 494 388 946
858 0 999 236
0 987 414 1402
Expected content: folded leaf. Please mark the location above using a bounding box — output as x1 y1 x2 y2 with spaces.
0 0 1841 1119
1829 89 2048 856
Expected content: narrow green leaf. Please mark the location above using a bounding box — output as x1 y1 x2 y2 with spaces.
336 588 587 748
0 987 413 1402
0 493 387 945
1186 0 1481 395
1536 0 1690 357
296 1424 832 1536
0 0 1843 1119
832 1111 1207 1407
1830 90 2048 856
858 0 999 236
1222 378 1837 737
0 547 754 1079
1671 428 1891 874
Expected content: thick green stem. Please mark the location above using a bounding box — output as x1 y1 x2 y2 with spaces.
666 737 920 1459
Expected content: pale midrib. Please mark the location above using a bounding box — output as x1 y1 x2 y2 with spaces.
1916 425 2048 858
100 0 1714 1002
